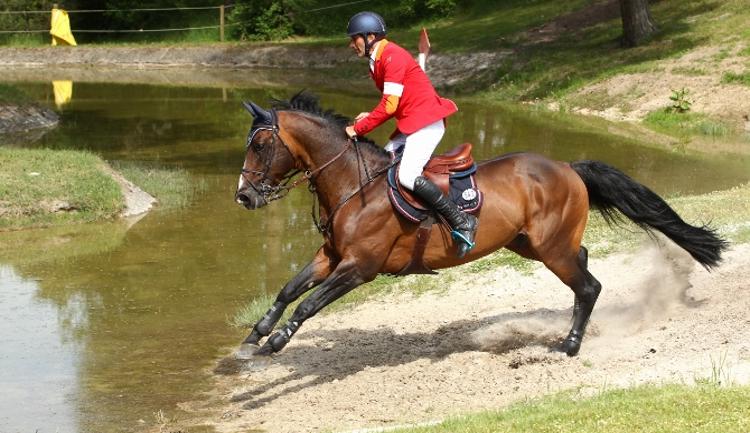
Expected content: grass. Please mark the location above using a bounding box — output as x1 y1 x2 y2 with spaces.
389 0 592 53
722 71 750 86
111 160 206 210
388 383 750 433
0 148 122 230
0 149 204 231
644 109 730 138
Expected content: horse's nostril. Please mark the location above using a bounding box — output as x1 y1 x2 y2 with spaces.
236 191 260 209
236 192 250 204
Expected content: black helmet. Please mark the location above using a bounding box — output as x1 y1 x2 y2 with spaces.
347 11 387 37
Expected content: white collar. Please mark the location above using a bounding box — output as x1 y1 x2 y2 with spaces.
369 40 382 63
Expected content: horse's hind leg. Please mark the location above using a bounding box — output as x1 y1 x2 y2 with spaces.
543 246 602 356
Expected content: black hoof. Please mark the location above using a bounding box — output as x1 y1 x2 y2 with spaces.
559 338 581 357
254 341 277 357
242 330 263 346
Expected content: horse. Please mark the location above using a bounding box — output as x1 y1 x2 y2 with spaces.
233 91 727 360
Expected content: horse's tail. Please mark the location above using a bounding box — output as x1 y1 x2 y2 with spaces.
570 160 728 270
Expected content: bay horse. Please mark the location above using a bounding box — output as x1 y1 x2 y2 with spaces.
234 92 727 359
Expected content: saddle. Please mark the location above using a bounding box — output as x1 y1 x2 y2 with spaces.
387 143 483 223
387 143 483 276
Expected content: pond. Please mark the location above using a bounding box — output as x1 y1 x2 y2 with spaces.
1 73 748 433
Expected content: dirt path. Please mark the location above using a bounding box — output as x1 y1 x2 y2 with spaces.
175 239 750 433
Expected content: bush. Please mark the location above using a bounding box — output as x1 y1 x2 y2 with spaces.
229 0 294 41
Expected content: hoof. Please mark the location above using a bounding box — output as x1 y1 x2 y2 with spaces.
559 338 581 357
254 343 275 357
234 343 261 360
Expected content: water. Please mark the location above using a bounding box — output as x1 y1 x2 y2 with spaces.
1 76 748 433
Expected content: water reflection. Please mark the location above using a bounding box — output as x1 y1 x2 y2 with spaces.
0 266 81 433
0 79 748 432
1 179 319 432
53 80 74 108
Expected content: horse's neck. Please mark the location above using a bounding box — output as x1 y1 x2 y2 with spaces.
297 133 381 210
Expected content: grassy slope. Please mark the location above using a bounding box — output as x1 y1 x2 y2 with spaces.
450 0 750 101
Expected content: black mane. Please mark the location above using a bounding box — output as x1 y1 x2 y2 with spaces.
272 91 388 159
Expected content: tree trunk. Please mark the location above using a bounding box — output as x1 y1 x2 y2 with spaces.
620 0 657 47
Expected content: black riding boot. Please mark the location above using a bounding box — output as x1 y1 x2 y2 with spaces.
412 176 478 258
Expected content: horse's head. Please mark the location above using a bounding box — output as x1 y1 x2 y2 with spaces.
235 101 298 209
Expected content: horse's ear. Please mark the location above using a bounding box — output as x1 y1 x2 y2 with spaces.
242 101 272 124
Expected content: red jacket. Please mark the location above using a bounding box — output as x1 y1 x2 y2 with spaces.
353 40 457 136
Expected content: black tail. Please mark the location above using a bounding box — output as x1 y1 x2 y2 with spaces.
571 160 728 270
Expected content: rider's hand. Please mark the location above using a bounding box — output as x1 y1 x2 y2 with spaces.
355 112 369 121
345 125 357 139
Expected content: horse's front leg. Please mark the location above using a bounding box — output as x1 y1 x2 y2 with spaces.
236 247 336 359
255 259 370 356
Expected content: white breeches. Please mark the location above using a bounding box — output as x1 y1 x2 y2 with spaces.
385 119 445 190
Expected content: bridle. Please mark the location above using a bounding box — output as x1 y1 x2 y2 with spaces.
240 109 397 235
240 109 350 205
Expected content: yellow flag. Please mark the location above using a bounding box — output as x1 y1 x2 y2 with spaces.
52 80 73 108
50 8 77 46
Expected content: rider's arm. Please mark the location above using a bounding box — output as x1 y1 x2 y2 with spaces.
353 54 407 136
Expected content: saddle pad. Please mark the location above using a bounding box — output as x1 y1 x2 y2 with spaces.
387 164 483 223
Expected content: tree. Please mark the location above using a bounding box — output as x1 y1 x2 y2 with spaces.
620 0 657 47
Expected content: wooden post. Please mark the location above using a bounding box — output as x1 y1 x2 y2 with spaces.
219 4 225 42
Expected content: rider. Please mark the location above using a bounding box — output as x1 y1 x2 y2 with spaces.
344 11 478 258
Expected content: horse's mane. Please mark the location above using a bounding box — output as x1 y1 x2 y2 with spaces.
272 91 388 161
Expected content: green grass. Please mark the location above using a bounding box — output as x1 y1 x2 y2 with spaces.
389 383 750 433
0 149 205 231
0 148 123 230
111 160 206 210
464 0 750 101
644 109 730 138
467 249 539 275
672 66 709 76
722 71 750 86
388 0 592 53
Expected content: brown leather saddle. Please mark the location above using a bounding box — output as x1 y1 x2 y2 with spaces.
394 142 475 210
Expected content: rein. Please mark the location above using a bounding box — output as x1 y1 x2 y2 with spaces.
312 143 396 236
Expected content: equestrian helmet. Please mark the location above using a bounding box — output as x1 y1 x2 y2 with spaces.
347 11 387 37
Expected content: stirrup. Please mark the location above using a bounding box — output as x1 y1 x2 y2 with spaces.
451 230 475 250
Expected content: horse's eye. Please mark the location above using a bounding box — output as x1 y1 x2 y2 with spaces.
253 141 264 152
